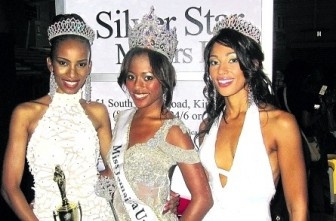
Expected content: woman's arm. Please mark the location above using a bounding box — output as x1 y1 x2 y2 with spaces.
276 113 309 221
178 162 213 220
167 126 213 221
89 102 113 176
1 104 39 221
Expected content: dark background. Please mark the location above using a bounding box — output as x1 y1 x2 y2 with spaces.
1 0 336 220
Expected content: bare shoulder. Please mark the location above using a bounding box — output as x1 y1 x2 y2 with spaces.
82 101 110 129
9 96 50 134
260 104 298 130
83 100 108 109
259 104 301 151
82 100 109 117
259 104 302 156
12 95 50 119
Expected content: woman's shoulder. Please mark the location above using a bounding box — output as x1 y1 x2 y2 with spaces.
166 118 189 135
83 100 108 110
14 95 50 116
164 115 194 150
83 100 110 116
163 111 189 134
82 101 112 129
259 104 301 153
259 104 298 130
9 96 50 130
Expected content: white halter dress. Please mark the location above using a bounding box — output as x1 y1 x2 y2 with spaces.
199 103 276 221
26 91 114 221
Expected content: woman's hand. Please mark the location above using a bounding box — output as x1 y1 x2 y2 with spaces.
163 191 180 214
95 169 115 201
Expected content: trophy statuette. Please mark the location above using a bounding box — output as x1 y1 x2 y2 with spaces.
53 165 82 221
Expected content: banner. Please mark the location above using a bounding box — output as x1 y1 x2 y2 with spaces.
57 0 273 198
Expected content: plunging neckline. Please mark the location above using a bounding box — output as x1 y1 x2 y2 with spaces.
216 109 248 187
126 109 171 150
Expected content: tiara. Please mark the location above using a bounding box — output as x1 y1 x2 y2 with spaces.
47 18 95 45
213 14 261 43
128 6 178 62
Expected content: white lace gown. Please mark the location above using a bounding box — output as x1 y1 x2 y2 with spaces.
199 103 276 221
26 91 114 221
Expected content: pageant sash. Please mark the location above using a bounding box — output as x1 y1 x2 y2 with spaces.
110 109 158 221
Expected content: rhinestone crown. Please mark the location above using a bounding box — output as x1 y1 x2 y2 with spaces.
47 17 95 45
213 14 261 43
128 6 178 62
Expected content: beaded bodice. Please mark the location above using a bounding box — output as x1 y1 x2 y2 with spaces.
26 91 114 221
109 108 200 221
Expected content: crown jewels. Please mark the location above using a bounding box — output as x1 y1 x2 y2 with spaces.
47 18 95 45
128 6 178 62
213 14 261 43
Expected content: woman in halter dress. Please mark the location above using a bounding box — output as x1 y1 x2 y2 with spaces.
197 14 308 221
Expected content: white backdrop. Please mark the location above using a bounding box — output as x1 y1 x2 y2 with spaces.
56 0 273 198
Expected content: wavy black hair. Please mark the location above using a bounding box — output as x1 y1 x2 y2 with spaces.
196 28 275 143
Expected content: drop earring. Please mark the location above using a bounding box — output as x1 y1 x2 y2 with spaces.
209 74 217 110
48 72 56 98
163 93 167 105
247 84 254 107
162 88 168 108
84 75 92 102
213 86 217 110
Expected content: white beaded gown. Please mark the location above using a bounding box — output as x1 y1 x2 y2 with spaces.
26 91 114 221
108 108 200 221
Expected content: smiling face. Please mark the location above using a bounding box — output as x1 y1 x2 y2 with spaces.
209 42 247 99
47 38 91 95
125 54 163 110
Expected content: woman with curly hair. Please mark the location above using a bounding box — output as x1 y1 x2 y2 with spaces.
197 14 308 221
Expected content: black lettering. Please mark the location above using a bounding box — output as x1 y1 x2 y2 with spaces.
135 208 148 220
116 44 126 64
204 10 215 35
185 7 203 36
115 9 130 38
163 16 177 30
96 11 113 39
182 48 192 63
112 145 122 155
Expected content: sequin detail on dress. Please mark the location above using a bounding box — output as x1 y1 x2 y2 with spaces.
108 108 200 221
26 91 114 221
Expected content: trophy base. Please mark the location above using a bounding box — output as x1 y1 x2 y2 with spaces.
53 202 82 221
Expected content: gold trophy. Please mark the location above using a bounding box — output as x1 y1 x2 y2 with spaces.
53 165 82 221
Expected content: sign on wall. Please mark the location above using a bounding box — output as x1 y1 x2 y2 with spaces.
56 0 273 198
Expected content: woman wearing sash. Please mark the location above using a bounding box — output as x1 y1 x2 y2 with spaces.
197 14 308 220
1 14 115 220
108 7 213 221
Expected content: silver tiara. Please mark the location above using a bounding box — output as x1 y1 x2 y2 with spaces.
128 6 178 62
213 14 261 43
47 18 95 45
